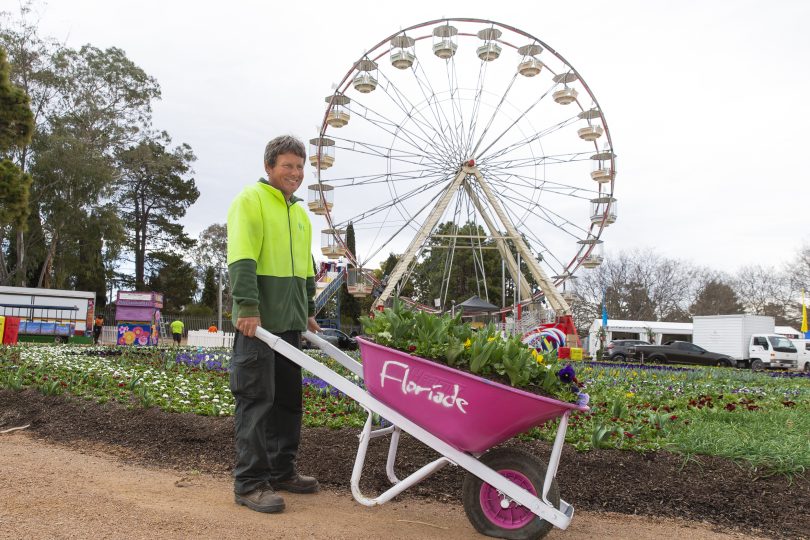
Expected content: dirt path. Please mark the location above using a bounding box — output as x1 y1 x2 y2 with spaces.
0 432 766 540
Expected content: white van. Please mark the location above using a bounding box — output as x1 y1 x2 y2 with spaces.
790 339 810 372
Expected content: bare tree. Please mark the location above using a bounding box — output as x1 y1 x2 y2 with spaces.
571 248 700 331
783 244 810 326
190 223 230 310
733 265 789 314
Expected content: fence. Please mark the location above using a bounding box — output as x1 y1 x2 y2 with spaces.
98 326 235 347
186 330 234 348
96 307 236 334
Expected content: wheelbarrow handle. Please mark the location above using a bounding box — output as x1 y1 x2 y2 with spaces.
254 327 363 379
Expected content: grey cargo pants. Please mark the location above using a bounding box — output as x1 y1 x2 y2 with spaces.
230 330 302 495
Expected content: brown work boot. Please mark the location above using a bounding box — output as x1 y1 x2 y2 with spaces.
270 473 319 494
234 483 285 513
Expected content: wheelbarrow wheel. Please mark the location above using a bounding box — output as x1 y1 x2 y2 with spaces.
462 447 560 540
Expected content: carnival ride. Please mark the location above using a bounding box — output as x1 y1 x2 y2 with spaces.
309 18 617 346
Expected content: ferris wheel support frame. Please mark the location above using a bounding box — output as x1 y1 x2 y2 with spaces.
471 168 571 314
461 182 532 299
372 167 469 310
373 163 571 314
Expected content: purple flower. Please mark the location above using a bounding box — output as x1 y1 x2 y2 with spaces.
557 364 576 384
576 392 590 407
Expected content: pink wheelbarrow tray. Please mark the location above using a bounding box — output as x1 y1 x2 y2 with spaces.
255 329 589 539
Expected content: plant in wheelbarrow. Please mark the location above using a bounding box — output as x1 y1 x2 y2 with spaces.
360 299 588 405
359 300 589 539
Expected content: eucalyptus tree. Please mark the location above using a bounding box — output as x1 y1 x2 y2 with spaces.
116 133 198 288
690 279 744 316
1 9 161 287
146 251 197 312
0 45 34 284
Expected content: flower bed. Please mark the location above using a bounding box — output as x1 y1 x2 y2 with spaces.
1 343 807 475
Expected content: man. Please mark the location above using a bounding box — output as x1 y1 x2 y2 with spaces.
227 135 321 514
170 319 184 345
92 315 104 345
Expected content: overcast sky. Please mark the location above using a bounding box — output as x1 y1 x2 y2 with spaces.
7 0 809 276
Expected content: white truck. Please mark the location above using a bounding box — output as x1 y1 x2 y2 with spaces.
692 314 798 370
0 286 96 343
791 339 810 372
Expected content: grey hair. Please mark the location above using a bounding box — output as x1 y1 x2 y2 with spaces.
264 135 306 167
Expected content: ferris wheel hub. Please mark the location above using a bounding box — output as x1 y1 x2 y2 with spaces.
466 159 475 167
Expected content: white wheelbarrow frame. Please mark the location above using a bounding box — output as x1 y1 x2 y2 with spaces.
256 328 576 531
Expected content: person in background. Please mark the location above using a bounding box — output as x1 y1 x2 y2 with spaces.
93 315 104 345
227 135 320 515
170 319 184 345
208 323 218 333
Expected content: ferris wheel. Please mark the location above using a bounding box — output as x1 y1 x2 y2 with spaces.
308 18 616 315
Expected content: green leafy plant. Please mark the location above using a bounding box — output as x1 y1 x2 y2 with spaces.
137 387 156 408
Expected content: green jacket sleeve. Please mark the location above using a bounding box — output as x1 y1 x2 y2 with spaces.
227 191 262 319
229 259 260 318
307 276 316 317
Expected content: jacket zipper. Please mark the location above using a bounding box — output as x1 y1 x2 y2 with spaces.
286 201 295 276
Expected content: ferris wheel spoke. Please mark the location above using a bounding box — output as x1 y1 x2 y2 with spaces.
470 175 591 240
333 173 450 229
501 207 574 274
324 168 450 187
496 199 586 275
462 180 568 280
473 206 568 288
496 187 593 239
332 142 443 169
410 58 465 161
329 134 446 170
478 114 580 164
444 55 466 156
473 81 560 161
482 168 602 199
374 70 460 160
463 58 491 158
481 150 593 170
437 198 465 308
469 70 520 158
357 180 458 267
343 100 450 163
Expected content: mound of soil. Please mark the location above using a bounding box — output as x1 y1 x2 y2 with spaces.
1 389 807 539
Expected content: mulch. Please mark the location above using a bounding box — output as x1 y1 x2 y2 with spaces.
1 389 807 539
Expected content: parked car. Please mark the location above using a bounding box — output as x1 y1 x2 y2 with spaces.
633 341 736 367
605 339 651 361
302 328 357 350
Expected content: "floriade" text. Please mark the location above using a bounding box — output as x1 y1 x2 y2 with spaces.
379 360 469 413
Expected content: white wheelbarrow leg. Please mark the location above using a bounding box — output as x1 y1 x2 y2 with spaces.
351 412 452 506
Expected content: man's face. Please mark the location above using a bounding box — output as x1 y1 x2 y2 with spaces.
266 152 305 200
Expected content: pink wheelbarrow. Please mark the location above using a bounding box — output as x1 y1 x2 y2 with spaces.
256 329 588 539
